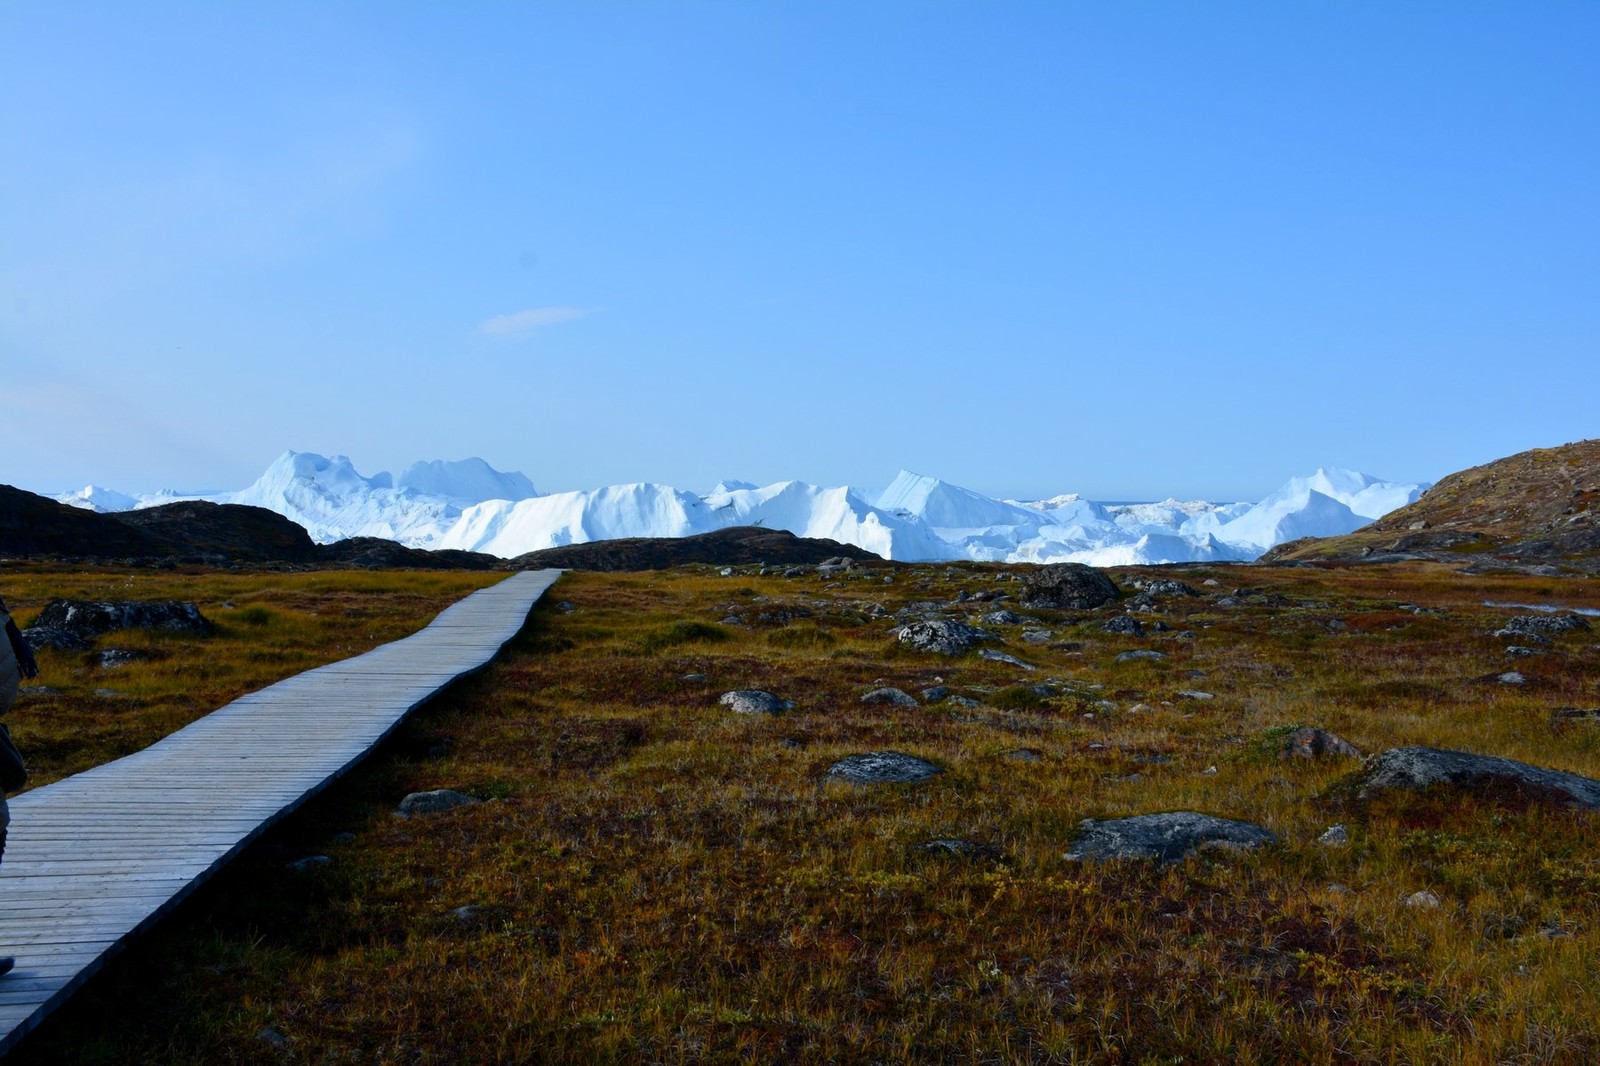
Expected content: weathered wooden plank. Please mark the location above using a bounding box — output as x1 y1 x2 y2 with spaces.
0 569 559 1056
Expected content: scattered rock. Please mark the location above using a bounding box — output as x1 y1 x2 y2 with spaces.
719 690 793 715
896 619 988 656
1498 671 1526 685
1404 890 1442 910
97 648 156 669
556 601 575 613
1001 748 1042 762
1178 690 1214 701
26 599 213 645
1343 747 1600 809
1127 703 1155 715
978 648 1036 670
1136 579 1201 598
396 789 480 817
680 673 709 683
1317 824 1350 847
1504 646 1544 658
914 838 1002 860
1494 613 1591 639
947 695 980 708
17 626 89 651
1019 563 1121 610
1019 628 1054 645
1283 727 1361 760
450 905 487 923
861 687 919 707
825 751 942 785
256 1027 288 1049
920 685 951 703
980 609 1022 626
1115 650 1165 663
1100 615 1144 636
1552 707 1600 724
1063 811 1277 863
286 855 332 872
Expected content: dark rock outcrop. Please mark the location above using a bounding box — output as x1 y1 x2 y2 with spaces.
27 599 213 644
1341 747 1600 809
395 789 480 817
1063 811 1277 862
511 527 884 572
1020 563 1121 610
824 751 942 785
1493 613 1592 639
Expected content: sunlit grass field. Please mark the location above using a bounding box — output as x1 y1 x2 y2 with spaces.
7 560 1600 1063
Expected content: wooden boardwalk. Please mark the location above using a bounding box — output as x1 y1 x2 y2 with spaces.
0 569 560 1055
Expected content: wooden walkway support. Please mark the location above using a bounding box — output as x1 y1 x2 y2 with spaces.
0 569 560 1055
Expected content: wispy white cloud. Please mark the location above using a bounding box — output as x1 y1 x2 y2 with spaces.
475 306 594 339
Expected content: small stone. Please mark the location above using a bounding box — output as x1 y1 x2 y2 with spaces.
1020 628 1054 645
1019 563 1121 610
920 685 951 703
915 838 1002 860
1283 727 1361 760
1115 650 1165 663
978 648 1036 670
1317 824 1349 847
680 673 709 683
1498 671 1526 685
947 695 980 708
1404 890 1441 910
1002 748 1042 762
1200 765 1218 776
556 601 575 613
1178 690 1214 701
396 789 480 817
825 751 942 785
257 1027 288 1049
861 687 919 707
980 610 1022 626
719 689 793 715
719 615 741 625
1101 615 1144 636
1128 703 1155 714
719 567 734 576
450 905 486 922
286 855 331 872
1504 646 1543 658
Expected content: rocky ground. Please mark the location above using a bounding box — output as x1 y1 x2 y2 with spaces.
6 557 1600 1063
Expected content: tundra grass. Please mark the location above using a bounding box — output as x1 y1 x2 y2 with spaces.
1 564 504 786
9 562 1600 1064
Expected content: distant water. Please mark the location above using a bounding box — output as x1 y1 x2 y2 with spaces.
1484 601 1600 617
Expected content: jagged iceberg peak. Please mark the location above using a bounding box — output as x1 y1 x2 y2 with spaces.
396 458 539 504
706 479 757 495
53 485 142 512
1275 467 1430 520
875 470 1047 530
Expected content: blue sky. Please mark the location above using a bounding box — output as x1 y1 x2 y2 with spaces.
3 2 1596 501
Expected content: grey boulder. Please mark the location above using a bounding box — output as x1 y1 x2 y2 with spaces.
896 619 988 656
1343 747 1600 809
1064 811 1277 862
825 751 942 785
861 687 919 707
719 690 794 715
396 789 479 817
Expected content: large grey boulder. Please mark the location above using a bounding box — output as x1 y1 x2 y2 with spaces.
1343 747 1600 809
896 619 988 656
719 690 794 715
825 751 942 785
1063 811 1277 862
1020 563 1120 610
860 687 919 707
1282 727 1360 760
25 599 213 645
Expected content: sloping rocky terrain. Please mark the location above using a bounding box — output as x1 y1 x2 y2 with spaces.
1264 439 1600 573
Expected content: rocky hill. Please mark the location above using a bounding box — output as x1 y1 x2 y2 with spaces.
509 527 888 571
0 485 502 570
1262 439 1600 573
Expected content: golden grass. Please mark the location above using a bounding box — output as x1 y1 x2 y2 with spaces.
8 560 1600 1063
